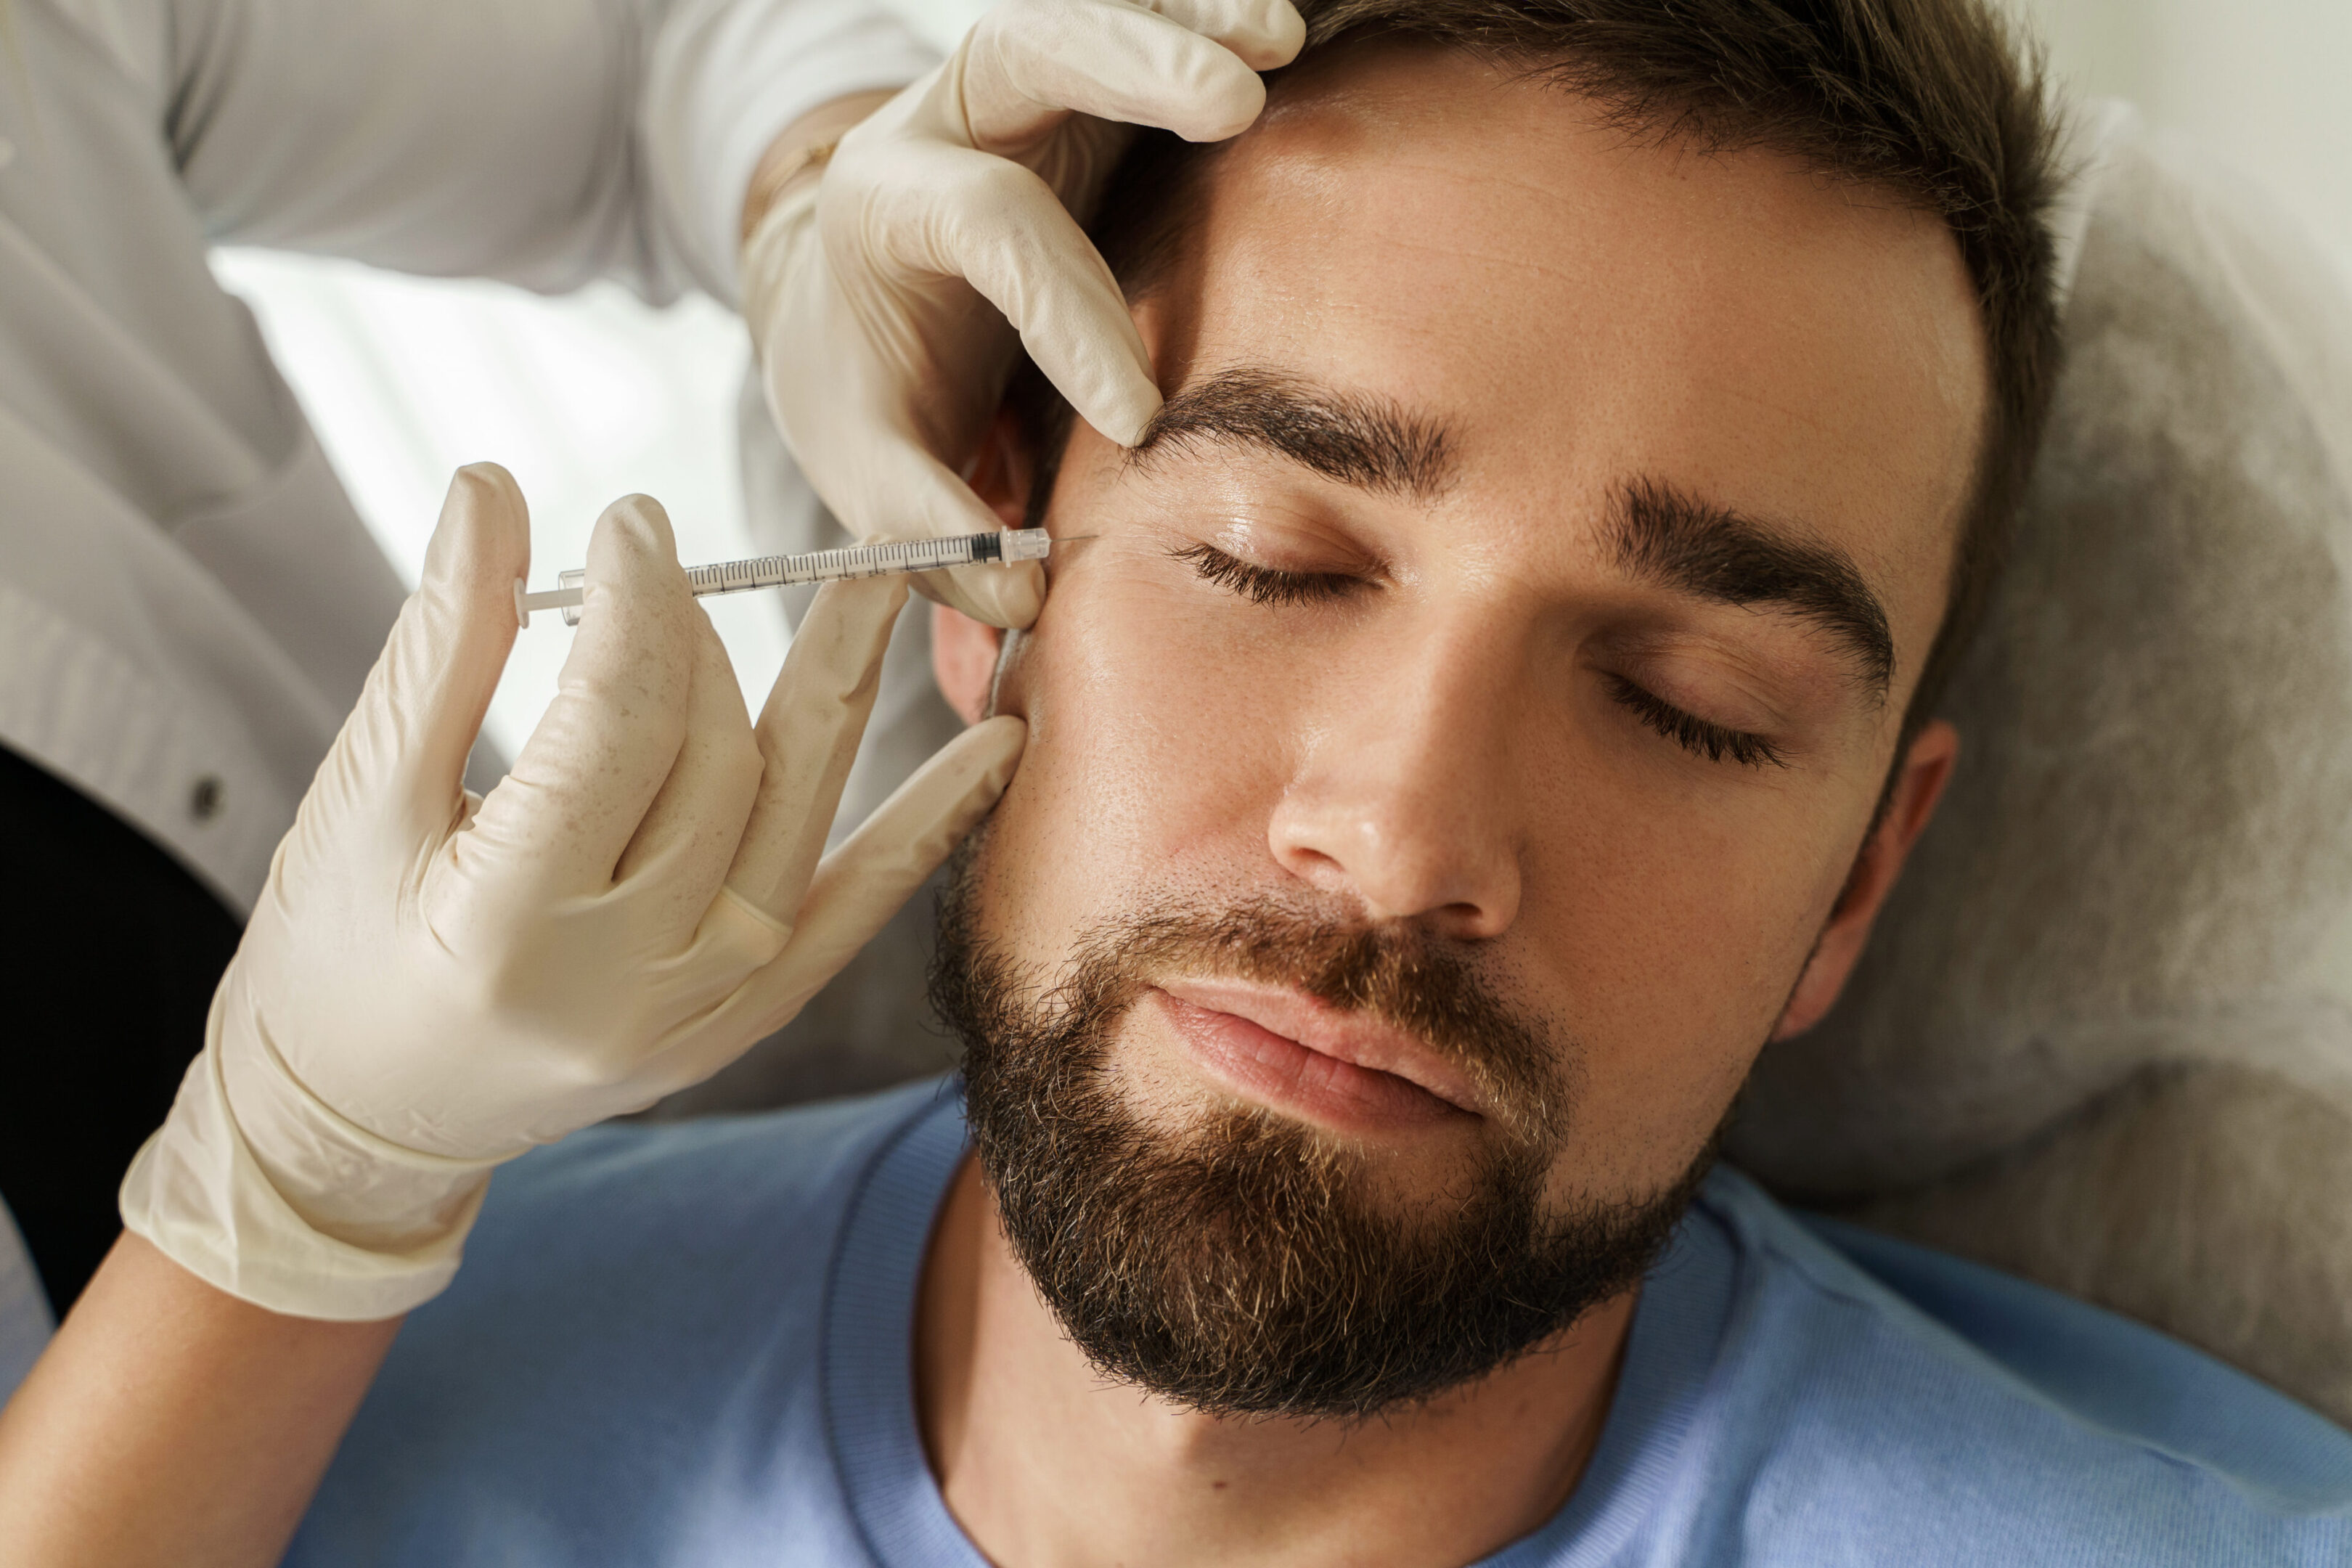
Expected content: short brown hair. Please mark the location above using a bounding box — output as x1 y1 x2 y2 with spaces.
1013 0 2066 735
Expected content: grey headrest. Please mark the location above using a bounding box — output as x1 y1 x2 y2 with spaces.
1730 104 2352 1422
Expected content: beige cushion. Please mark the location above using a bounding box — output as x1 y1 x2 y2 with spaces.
1730 109 2352 1426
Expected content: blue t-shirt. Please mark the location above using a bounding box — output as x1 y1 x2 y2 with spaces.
290 1080 2352 1566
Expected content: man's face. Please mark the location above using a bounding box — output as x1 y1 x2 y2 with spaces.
936 45 1983 1413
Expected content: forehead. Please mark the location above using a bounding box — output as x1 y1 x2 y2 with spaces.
1143 45 1988 634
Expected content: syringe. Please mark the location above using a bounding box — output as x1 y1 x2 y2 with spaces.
515 527 1061 627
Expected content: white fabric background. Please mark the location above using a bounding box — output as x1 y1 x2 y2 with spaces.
205 252 782 764
2006 0 2352 290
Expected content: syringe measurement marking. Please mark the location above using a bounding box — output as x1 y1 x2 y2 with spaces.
690 536 991 593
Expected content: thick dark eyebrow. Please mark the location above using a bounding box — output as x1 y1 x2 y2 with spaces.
1127 377 1890 693
1611 478 1895 696
1127 366 1455 501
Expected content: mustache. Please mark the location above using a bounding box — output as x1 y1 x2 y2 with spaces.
1042 896 1574 1148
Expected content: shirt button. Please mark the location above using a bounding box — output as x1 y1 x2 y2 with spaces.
189 775 224 821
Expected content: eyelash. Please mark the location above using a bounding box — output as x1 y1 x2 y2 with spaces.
1178 540 1783 770
1606 674 1787 769
1173 542 1361 607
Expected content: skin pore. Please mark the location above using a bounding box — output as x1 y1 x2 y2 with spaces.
918 41 1980 1568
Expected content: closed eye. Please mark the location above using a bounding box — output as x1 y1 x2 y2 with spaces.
1173 542 1363 607
1179 540 1780 768
1606 674 1787 769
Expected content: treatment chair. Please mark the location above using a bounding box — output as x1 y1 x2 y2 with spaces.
672 102 2352 1429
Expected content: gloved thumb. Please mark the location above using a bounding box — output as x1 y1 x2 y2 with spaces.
303 465 529 855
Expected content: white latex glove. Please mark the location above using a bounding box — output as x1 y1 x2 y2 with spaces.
121 466 1024 1320
741 0 1304 629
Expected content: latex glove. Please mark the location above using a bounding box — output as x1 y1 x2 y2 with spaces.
741 0 1304 629
121 466 1024 1320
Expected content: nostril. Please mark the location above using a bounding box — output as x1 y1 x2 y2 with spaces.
1271 838 1350 889
1429 897 1515 944
1269 757 1524 931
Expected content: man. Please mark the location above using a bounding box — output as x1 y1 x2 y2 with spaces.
6 0 2348 1563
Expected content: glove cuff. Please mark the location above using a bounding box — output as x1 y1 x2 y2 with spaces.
119 979 502 1322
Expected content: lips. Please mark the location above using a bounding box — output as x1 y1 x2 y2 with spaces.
1151 977 1484 1133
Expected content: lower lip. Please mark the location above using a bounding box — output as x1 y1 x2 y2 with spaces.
1148 991 1464 1134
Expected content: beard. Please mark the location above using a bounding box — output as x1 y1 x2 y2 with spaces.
928 836 1720 1421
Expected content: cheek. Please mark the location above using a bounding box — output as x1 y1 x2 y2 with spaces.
1518 748 1861 1189
978 559 1302 957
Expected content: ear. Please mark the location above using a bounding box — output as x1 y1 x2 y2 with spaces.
931 410 1029 723
1772 720 1959 1040
933 603 1002 724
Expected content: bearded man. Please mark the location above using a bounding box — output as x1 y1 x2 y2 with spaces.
4 0 2348 1564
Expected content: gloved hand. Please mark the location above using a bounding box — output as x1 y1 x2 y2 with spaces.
120 465 1024 1320
740 0 1304 629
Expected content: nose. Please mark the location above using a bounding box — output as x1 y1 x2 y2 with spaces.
1265 634 1524 940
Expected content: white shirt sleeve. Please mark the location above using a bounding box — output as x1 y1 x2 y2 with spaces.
642 0 939 306
157 0 935 304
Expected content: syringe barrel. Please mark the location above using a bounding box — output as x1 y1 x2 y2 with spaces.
541 530 1034 626
688 532 992 597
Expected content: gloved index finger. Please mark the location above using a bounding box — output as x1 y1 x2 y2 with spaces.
868 142 1161 449
965 0 1299 150
453 494 697 908
1132 0 1304 68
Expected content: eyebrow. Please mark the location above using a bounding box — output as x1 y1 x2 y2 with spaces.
1128 366 1456 501
1610 478 1895 697
1125 367 1893 695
